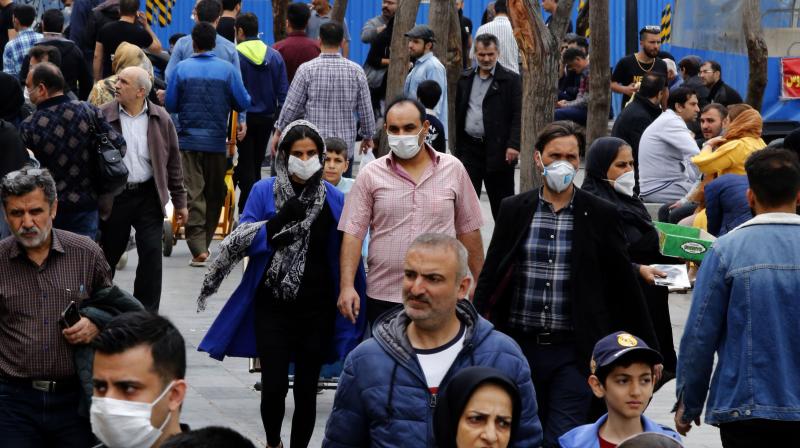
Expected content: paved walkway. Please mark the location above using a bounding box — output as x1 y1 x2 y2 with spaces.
113 163 722 447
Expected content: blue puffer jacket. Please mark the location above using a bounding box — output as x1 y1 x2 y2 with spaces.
323 300 543 447
165 52 251 153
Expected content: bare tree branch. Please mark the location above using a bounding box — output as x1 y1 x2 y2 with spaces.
742 0 768 110
586 0 610 144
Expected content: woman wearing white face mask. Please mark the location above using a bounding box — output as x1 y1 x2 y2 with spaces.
581 137 679 387
195 120 368 448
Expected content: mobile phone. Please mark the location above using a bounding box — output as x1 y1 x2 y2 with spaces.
59 301 81 329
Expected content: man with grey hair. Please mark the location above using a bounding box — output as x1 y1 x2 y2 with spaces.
324 233 543 447
99 66 187 311
0 167 112 446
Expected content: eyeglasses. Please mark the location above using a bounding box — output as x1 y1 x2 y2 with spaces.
699 69 715 74
640 25 661 33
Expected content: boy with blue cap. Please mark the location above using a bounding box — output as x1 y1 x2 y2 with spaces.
559 331 682 448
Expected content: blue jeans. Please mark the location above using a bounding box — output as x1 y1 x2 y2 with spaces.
554 107 588 126
53 210 99 240
0 381 93 448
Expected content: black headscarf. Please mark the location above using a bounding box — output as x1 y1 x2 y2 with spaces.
582 137 653 232
434 367 521 448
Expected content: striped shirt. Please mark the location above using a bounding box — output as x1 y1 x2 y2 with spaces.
470 16 519 74
509 189 574 332
339 145 484 303
3 29 42 76
275 53 375 159
0 229 112 379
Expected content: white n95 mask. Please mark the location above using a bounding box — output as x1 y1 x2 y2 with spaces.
90 381 175 448
288 155 322 181
611 170 635 197
543 161 576 193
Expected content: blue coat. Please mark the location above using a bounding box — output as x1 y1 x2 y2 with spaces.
323 300 543 447
558 413 681 448
165 52 251 153
198 177 367 362
704 174 751 237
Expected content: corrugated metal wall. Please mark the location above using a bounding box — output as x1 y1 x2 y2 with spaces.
149 0 673 65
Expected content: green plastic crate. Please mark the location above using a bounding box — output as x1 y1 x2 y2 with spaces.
654 221 717 262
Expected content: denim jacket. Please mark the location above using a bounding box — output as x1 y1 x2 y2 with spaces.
676 213 800 425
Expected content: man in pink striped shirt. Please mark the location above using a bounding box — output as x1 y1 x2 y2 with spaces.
337 98 485 325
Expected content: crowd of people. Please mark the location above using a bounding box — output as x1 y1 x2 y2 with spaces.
0 0 799 448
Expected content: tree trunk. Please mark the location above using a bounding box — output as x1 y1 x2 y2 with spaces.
586 0 610 145
549 0 575 43
376 0 422 156
509 0 570 191
743 0 768 110
428 0 462 151
272 0 288 42
446 5 462 151
330 0 349 23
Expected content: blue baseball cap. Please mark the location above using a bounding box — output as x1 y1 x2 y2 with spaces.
590 331 663 374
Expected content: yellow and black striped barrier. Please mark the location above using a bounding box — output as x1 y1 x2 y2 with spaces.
146 0 174 27
660 3 672 43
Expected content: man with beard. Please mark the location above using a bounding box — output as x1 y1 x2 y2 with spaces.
403 25 448 143
700 103 727 142
611 26 668 109
0 168 112 446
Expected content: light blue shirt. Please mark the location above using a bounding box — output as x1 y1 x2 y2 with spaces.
166 34 240 82
404 51 448 140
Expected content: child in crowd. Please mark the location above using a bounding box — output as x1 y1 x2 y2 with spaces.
559 331 682 448
416 80 447 153
323 137 354 193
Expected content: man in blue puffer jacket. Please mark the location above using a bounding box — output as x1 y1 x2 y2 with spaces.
165 22 250 266
323 233 543 447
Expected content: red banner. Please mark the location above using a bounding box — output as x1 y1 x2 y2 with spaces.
782 58 800 99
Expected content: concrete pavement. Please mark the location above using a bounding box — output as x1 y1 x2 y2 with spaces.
113 164 722 447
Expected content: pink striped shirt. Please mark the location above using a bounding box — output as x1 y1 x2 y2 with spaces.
339 146 484 303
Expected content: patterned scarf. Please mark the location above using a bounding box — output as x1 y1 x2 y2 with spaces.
197 220 265 312
264 120 327 301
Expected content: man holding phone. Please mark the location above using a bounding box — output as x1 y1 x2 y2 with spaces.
0 168 112 446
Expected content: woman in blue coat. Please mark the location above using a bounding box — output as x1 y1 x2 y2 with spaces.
196 120 367 448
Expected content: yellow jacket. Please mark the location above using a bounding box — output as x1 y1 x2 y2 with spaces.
692 136 766 178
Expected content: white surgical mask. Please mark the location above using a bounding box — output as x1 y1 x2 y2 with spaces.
90 381 175 448
288 155 321 181
387 129 423 159
542 160 576 193
611 170 635 197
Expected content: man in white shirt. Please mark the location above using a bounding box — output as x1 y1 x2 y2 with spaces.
99 66 188 311
638 86 701 203
470 0 518 74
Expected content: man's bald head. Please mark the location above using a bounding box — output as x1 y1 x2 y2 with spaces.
119 66 152 93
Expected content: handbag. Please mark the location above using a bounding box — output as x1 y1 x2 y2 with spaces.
82 103 128 195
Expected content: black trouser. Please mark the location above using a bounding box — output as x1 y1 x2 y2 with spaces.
513 335 594 448
254 297 336 448
459 135 514 220
234 114 274 212
0 379 93 448
100 179 164 310
366 297 402 329
719 419 800 448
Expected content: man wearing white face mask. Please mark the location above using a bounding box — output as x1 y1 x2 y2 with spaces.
91 311 188 448
474 121 659 447
338 97 484 327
